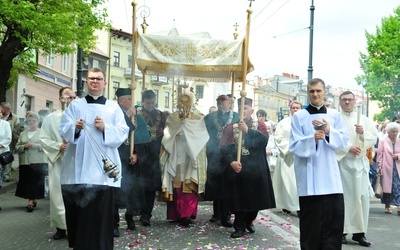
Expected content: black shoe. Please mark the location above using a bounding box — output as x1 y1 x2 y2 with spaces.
352 236 371 247
246 224 255 233
132 210 141 216
342 235 347 244
209 215 220 223
53 228 66 240
140 217 151 227
113 226 120 237
282 209 291 214
230 230 245 238
221 219 233 228
26 205 34 212
32 200 37 208
125 214 136 230
179 217 191 227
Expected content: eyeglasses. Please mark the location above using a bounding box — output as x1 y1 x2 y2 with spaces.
61 95 76 100
340 98 355 102
87 77 104 82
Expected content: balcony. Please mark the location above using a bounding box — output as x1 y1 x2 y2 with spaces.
150 75 169 86
124 68 143 79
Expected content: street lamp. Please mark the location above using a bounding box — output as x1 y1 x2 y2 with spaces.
307 0 315 84
76 20 85 98
76 46 85 98
307 0 315 104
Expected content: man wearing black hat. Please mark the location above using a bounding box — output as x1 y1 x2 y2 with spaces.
136 90 169 226
219 97 276 238
113 88 151 236
204 94 239 227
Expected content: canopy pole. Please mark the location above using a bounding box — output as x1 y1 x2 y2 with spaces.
230 71 235 111
237 7 253 162
142 70 146 91
172 77 175 112
130 1 138 156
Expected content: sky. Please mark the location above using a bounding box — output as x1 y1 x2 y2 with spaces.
105 0 400 89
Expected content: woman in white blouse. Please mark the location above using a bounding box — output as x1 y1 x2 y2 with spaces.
15 113 48 212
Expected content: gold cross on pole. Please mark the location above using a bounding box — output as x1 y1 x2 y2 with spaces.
248 0 255 8
233 22 239 40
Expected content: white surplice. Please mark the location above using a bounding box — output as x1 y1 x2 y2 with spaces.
59 98 129 187
273 116 299 211
39 110 67 230
266 134 278 178
290 108 349 196
336 111 378 234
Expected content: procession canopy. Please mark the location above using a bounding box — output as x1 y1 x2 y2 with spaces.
136 34 254 82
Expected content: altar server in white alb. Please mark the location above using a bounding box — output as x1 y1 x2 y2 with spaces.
59 68 129 250
39 87 76 240
273 100 302 215
289 78 349 249
336 91 378 247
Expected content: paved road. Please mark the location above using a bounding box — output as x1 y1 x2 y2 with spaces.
1 178 400 249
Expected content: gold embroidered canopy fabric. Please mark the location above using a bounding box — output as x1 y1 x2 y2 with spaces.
136 34 253 82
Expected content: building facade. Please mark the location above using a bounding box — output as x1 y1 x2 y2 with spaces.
8 51 76 120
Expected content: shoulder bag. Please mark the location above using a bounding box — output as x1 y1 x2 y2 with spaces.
374 176 383 199
0 151 14 165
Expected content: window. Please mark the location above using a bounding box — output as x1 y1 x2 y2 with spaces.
61 54 69 73
25 96 32 113
164 91 170 108
154 89 159 108
195 85 204 99
46 53 54 67
113 81 120 99
93 59 99 68
113 51 120 67
46 101 53 110
128 55 132 68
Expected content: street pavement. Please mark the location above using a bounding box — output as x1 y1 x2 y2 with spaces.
1 175 400 249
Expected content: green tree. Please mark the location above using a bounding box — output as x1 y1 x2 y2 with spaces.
0 0 109 101
356 6 400 121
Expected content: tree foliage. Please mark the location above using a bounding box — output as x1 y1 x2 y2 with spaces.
0 0 109 101
356 6 400 121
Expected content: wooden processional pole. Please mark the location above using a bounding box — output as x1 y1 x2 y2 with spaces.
236 6 253 162
130 1 138 156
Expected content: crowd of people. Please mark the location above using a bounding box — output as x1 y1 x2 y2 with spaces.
1 70 400 249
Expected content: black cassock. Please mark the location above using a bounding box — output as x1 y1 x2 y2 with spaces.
204 110 239 200
220 119 276 212
115 114 150 214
